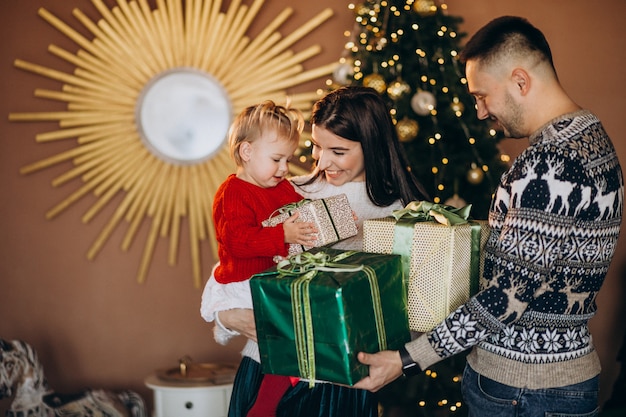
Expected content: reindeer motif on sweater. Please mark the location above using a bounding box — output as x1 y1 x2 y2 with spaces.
427 110 624 389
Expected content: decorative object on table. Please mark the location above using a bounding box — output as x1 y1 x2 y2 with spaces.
363 201 489 332
155 356 237 385
9 0 337 287
146 357 237 417
262 194 358 255
0 338 145 417
250 248 410 386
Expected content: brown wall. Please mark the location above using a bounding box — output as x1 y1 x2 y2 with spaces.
1 0 624 414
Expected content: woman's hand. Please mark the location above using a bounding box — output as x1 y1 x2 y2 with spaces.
217 308 258 342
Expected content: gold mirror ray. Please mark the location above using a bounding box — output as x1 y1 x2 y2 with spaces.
10 0 337 287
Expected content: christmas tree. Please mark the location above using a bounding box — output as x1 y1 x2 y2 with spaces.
323 1 511 415
330 0 509 219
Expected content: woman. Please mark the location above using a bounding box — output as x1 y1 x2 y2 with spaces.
201 86 428 417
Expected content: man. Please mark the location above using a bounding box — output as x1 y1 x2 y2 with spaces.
354 16 623 416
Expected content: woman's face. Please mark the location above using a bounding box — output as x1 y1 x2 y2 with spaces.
311 125 365 185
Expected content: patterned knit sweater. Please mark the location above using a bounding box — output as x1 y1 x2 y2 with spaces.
408 110 624 389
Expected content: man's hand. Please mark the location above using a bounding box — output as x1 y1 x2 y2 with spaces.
353 350 404 392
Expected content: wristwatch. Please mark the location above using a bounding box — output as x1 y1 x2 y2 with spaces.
398 345 422 377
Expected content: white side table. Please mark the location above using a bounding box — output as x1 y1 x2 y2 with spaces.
145 373 233 417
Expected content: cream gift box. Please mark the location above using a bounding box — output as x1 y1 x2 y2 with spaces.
363 201 489 332
262 194 357 255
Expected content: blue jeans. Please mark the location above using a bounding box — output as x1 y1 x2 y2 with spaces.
461 363 599 417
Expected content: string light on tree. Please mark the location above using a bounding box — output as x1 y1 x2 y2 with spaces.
329 2 511 413
332 0 508 218
450 96 465 115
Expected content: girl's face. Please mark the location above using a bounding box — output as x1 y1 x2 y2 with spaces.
237 131 297 188
311 125 365 185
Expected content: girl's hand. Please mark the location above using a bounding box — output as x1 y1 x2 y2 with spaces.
283 212 318 246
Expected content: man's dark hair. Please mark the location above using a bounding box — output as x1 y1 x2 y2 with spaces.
459 16 555 72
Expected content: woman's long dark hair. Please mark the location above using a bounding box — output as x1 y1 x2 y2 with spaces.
309 86 428 206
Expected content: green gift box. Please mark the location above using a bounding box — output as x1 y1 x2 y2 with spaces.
250 248 410 386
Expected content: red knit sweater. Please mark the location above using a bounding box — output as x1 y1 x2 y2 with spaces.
213 174 303 283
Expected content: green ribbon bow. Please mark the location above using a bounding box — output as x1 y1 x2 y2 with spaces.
275 199 311 215
391 200 473 226
390 201 482 296
276 250 387 386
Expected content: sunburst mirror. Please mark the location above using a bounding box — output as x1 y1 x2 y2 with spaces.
10 0 337 287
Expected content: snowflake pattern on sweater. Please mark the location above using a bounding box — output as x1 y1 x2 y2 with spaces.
426 111 623 385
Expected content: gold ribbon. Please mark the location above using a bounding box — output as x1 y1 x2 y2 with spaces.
275 251 387 386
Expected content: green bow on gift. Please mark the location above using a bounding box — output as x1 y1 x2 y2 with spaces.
276 250 365 276
392 200 473 226
275 199 311 215
273 250 387 386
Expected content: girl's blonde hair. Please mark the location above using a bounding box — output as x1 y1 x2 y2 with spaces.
228 100 304 166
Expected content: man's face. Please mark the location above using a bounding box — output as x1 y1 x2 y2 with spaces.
465 60 526 139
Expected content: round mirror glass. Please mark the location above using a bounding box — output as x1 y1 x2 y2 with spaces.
136 69 232 165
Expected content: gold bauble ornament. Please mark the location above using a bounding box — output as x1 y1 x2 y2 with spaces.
387 79 411 101
467 166 485 184
413 0 437 16
363 73 387 94
396 117 419 142
444 193 467 208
